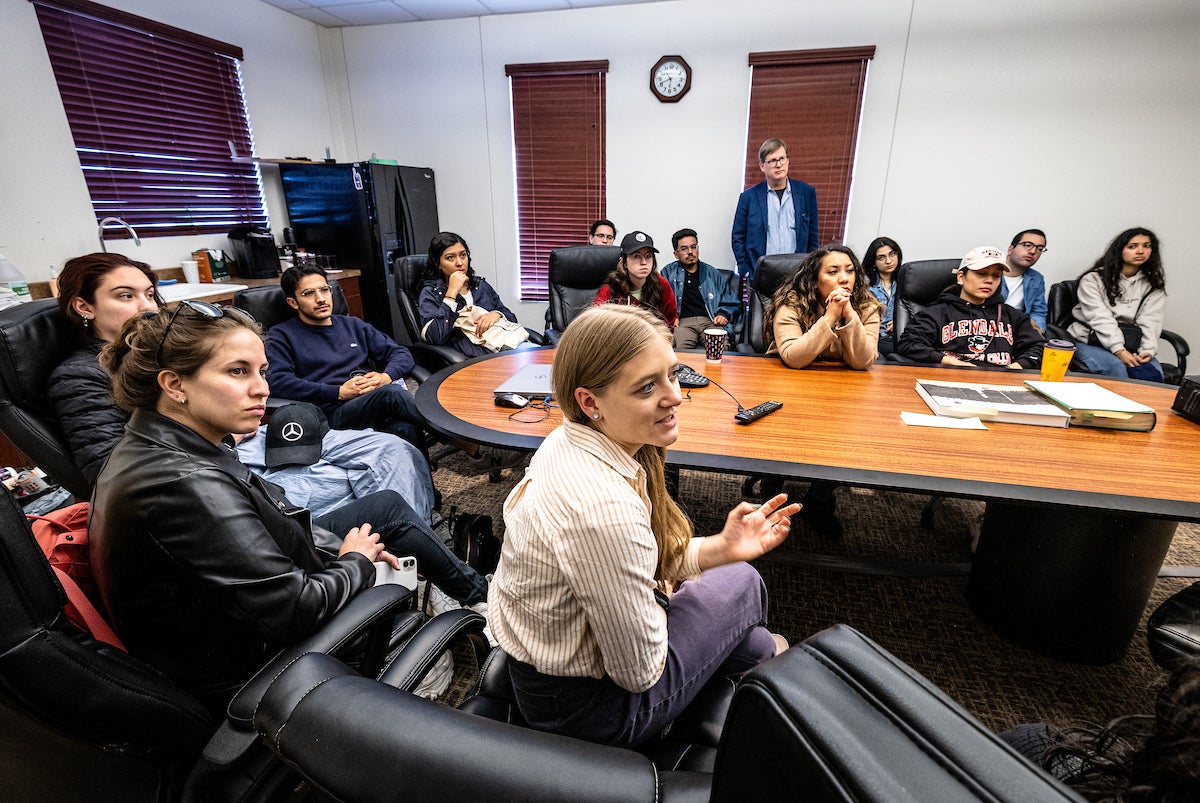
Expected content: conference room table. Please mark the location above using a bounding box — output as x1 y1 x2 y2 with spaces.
415 349 1200 664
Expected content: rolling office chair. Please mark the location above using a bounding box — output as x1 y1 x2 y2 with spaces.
1045 279 1189 384
252 623 1081 803
545 244 620 344
0 485 420 802
890 258 960 344
735 252 808 354
0 299 92 499
714 267 744 345
1147 581 1200 670
231 282 349 331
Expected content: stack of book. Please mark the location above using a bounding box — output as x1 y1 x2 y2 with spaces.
914 379 1156 431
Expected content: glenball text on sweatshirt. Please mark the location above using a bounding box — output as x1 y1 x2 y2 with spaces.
896 289 1045 368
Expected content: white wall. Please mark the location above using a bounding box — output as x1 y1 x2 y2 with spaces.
0 0 333 275
3 0 1197 351
332 0 1199 350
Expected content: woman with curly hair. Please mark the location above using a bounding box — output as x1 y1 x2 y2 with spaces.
763 244 882 369
1068 227 1167 382
593 231 678 330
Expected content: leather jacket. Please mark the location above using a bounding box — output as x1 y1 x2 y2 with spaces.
90 409 373 706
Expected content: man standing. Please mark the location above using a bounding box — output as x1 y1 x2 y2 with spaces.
588 219 617 245
731 137 819 284
267 265 426 451
1001 229 1049 332
661 228 739 348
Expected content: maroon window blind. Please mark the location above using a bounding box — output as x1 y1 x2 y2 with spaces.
32 0 267 239
744 47 874 246
507 61 607 302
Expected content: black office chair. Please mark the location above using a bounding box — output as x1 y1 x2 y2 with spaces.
891 259 959 342
715 268 744 345
0 299 91 499
545 244 620 344
1147 581 1200 670
1046 279 1189 385
736 252 808 354
252 623 1081 803
0 484 419 802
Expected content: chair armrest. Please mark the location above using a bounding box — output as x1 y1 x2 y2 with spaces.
1161 329 1188 378
412 341 466 369
544 328 562 346
254 652 667 803
525 328 546 346
709 624 1083 802
227 584 414 729
377 608 488 692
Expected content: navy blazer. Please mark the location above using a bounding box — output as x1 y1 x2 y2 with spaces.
731 178 819 281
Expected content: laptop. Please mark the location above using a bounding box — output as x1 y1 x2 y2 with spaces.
493 364 554 399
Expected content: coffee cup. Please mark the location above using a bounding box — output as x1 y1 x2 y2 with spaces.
180 260 199 283
1040 339 1076 382
703 328 727 363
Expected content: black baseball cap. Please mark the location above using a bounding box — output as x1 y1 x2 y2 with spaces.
265 403 329 468
619 231 658 255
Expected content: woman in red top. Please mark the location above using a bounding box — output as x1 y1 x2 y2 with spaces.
593 231 678 330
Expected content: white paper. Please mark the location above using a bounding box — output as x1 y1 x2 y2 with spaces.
900 411 988 429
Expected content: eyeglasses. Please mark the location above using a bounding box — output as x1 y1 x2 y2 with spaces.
153 300 225 366
675 245 699 253
1016 241 1048 253
763 156 789 167
297 284 334 299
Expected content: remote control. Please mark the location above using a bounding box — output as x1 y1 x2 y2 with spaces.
676 365 710 388
734 400 783 424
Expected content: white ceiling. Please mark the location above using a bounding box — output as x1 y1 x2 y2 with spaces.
258 0 666 27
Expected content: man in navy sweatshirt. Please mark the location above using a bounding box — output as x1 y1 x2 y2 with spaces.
267 265 426 451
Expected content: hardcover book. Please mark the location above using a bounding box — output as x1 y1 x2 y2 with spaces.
1024 381 1156 432
914 379 1070 428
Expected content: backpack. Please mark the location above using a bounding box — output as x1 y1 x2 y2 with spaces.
451 510 501 577
28 501 126 651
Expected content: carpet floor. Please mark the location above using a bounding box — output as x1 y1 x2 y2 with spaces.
432 449 1198 733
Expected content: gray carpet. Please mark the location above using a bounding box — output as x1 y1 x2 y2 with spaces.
432 450 1197 733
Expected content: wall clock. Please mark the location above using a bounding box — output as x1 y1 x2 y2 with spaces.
650 55 692 103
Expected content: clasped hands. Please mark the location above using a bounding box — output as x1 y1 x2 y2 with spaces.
338 371 392 400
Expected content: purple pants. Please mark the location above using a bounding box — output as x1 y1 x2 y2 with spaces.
508 561 777 747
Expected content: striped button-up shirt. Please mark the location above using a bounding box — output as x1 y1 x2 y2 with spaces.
489 420 702 692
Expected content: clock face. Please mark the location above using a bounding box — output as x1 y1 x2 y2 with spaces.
650 55 691 103
654 61 688 96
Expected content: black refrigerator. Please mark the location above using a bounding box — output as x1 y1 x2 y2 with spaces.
279 161 439 345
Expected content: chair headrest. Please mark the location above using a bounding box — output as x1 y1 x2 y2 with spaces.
0 300 77 406
548 246 620 288
233 283 347 330
897 260 959 304
753 252 809 299
394 254 429 297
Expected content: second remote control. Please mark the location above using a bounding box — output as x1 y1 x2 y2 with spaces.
734 400 782 424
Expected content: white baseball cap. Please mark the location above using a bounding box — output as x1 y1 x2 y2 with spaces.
957 246 1010 273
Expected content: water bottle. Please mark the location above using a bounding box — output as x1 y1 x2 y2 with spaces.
0 250 32 310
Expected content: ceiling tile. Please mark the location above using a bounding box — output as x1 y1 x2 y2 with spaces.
324 1 419 24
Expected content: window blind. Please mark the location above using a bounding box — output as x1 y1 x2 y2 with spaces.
507 61 607 302
745 47 874 247
32 0 267 239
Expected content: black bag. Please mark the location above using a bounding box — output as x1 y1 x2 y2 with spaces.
452 511 501 576
1084 292 1146 353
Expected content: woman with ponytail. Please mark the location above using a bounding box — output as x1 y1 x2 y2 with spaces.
487 305 797 747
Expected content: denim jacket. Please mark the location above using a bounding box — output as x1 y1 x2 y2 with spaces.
661 260 739 337
1000 267 1047 331
868 281 895 340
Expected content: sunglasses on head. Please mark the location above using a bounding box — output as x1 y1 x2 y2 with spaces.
147 300 226 366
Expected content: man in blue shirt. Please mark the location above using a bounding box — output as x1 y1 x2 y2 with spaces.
661 228 739 348
731 137 819 285
1001 228 1049 332
266 265 425 451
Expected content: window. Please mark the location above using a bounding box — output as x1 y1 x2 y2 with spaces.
507 61 608 302
33 0 267 239
744 47 874 246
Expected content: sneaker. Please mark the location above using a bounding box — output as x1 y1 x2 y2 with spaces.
421 581 460 617
412 651 454 700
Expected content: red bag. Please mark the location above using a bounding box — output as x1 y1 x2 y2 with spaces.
28 502 126 651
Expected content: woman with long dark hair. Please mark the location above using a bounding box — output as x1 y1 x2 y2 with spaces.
593 231 678 330
489 305 796 747
763 244 882 369
1067 227 1167 382
417 231 524 357
863 237 902 357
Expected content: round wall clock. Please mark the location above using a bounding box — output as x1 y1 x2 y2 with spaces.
650 55 692 103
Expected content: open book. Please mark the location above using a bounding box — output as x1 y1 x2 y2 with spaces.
1024 381 1156 432
914 379 1070 428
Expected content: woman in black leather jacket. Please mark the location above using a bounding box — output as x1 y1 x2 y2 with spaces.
89 303 474 710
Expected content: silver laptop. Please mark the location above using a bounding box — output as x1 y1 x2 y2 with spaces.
493 364 554 399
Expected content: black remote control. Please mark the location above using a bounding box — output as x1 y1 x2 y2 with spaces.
676 365 710 388
734 400 782 424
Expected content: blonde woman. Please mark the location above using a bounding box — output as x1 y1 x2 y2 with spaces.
488 305 797 747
